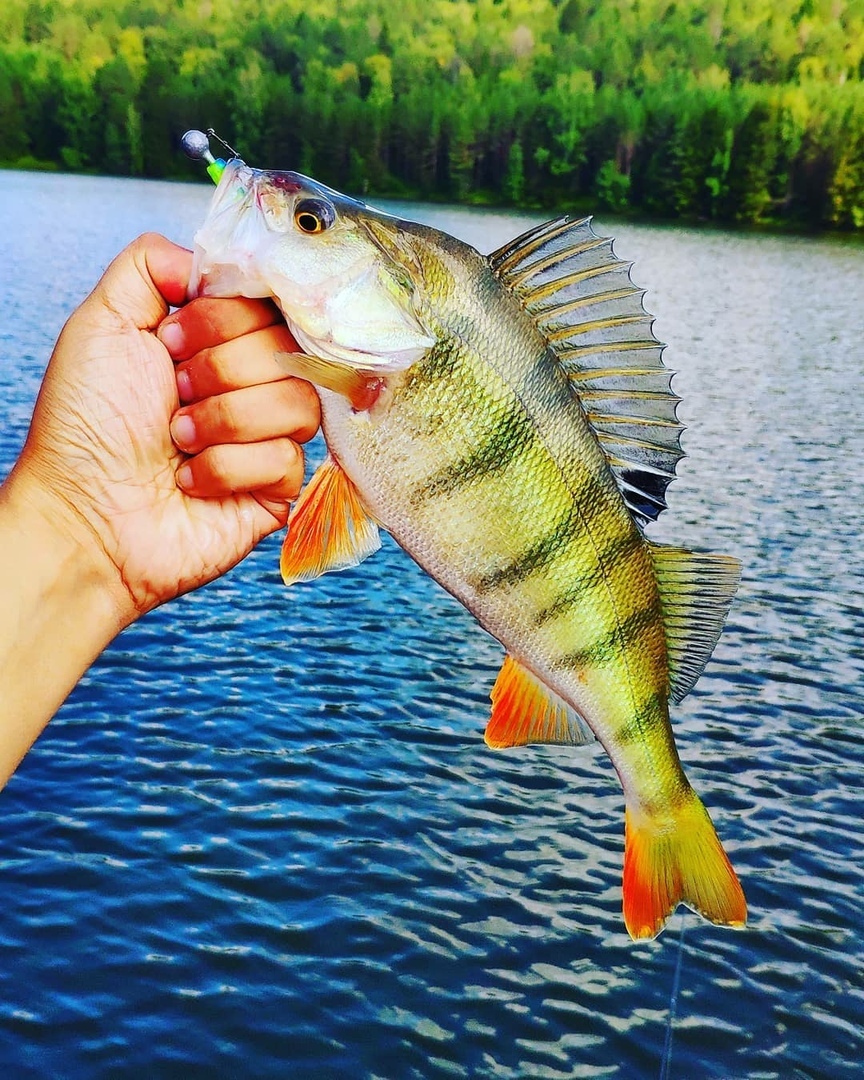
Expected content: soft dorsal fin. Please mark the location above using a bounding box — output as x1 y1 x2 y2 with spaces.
650 543 741 703
281 454 381 585
489 216 684 525
485 654 595 748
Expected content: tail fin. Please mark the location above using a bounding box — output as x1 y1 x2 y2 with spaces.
622 791 747 940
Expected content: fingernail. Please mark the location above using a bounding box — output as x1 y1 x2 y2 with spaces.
159 319 184 356
176 464 194 491
176 369 193 402
170 412 196 449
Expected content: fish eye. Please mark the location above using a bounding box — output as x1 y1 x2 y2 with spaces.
294 198 336 234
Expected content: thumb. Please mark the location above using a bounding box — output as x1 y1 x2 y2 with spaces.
83 233 194 332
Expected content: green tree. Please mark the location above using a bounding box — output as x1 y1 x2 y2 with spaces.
0 0 862 232
595 159 631 214
829 145 864 229
0 49 31 162
724 98 781 224
504 139 525 204
57 70 99 171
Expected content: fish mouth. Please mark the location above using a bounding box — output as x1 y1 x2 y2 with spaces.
215 160 322 224
190 159 376 305
189 159 436 372
188 160 277 301
190 161 341 302
206 158 260 224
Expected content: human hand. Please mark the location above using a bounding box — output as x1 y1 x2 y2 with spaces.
0 231 320 784
6 232 319 626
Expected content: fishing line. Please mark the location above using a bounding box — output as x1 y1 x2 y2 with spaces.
659 915 687 1080
206 128 240 160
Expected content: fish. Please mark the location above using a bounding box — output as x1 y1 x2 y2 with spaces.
189 159 747 941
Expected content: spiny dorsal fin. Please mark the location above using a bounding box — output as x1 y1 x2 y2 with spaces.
485 654 595 748
489 217 684 525
650 543 741 704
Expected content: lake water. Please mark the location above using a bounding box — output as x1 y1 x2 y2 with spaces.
0 170 862 1079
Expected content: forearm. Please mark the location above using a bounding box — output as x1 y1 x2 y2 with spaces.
0 236 318 789
0 470 129 789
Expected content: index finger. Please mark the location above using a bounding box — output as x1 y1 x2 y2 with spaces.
157 296 286 361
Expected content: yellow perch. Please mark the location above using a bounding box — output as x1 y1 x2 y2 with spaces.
190 160 746 940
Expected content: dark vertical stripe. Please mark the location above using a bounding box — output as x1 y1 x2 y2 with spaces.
611 689 668 747
400 339 461 396
471 467 611 595
532 530 643 625
410 404 536 504
551 603 662 672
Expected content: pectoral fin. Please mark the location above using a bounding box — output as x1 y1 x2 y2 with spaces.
275 352 383 411
281 454 380 585
485 655 595 748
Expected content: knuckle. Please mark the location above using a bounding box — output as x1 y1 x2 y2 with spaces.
284 436 303 469
135 231 165 251
284 378 322 441
280 442 306 498
202 444 234 487
200 300 235 340
182 297 231 346
184 346 219 396
202 297 279 340
261 439 304 499
211 393 241 439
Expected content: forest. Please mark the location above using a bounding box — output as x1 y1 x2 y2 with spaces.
2 0 864 231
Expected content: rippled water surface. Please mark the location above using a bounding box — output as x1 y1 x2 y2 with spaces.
1 171 862 1078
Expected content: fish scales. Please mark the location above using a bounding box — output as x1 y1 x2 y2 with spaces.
190 160 747 940
322 230 674 801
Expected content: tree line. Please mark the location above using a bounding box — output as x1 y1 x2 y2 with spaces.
2 0 864 231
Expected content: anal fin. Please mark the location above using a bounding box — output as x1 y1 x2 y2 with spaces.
485 655 595 749
281 454 380 585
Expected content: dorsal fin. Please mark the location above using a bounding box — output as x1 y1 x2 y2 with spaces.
650 543 741 703
489 217 684 525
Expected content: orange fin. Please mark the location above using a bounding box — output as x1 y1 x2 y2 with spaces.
280 454 380 585
622 792 747 940
485 655 595 748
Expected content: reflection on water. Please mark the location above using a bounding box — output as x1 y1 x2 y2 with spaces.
1 171 862 1078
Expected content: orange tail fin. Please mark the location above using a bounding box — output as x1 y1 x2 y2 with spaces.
622 792 747 940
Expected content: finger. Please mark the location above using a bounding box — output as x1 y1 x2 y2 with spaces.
175 438 306 502
144 235 194 308
83 233 193 330
158 296 290 362
175 323 298 403
170 379 321 453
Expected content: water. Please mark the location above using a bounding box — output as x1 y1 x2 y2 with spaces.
1 170 862 1078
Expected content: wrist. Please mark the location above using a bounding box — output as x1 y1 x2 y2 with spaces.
0 468 135 786
2 460 140 631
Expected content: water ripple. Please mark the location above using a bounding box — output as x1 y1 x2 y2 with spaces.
0 173 862 1078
